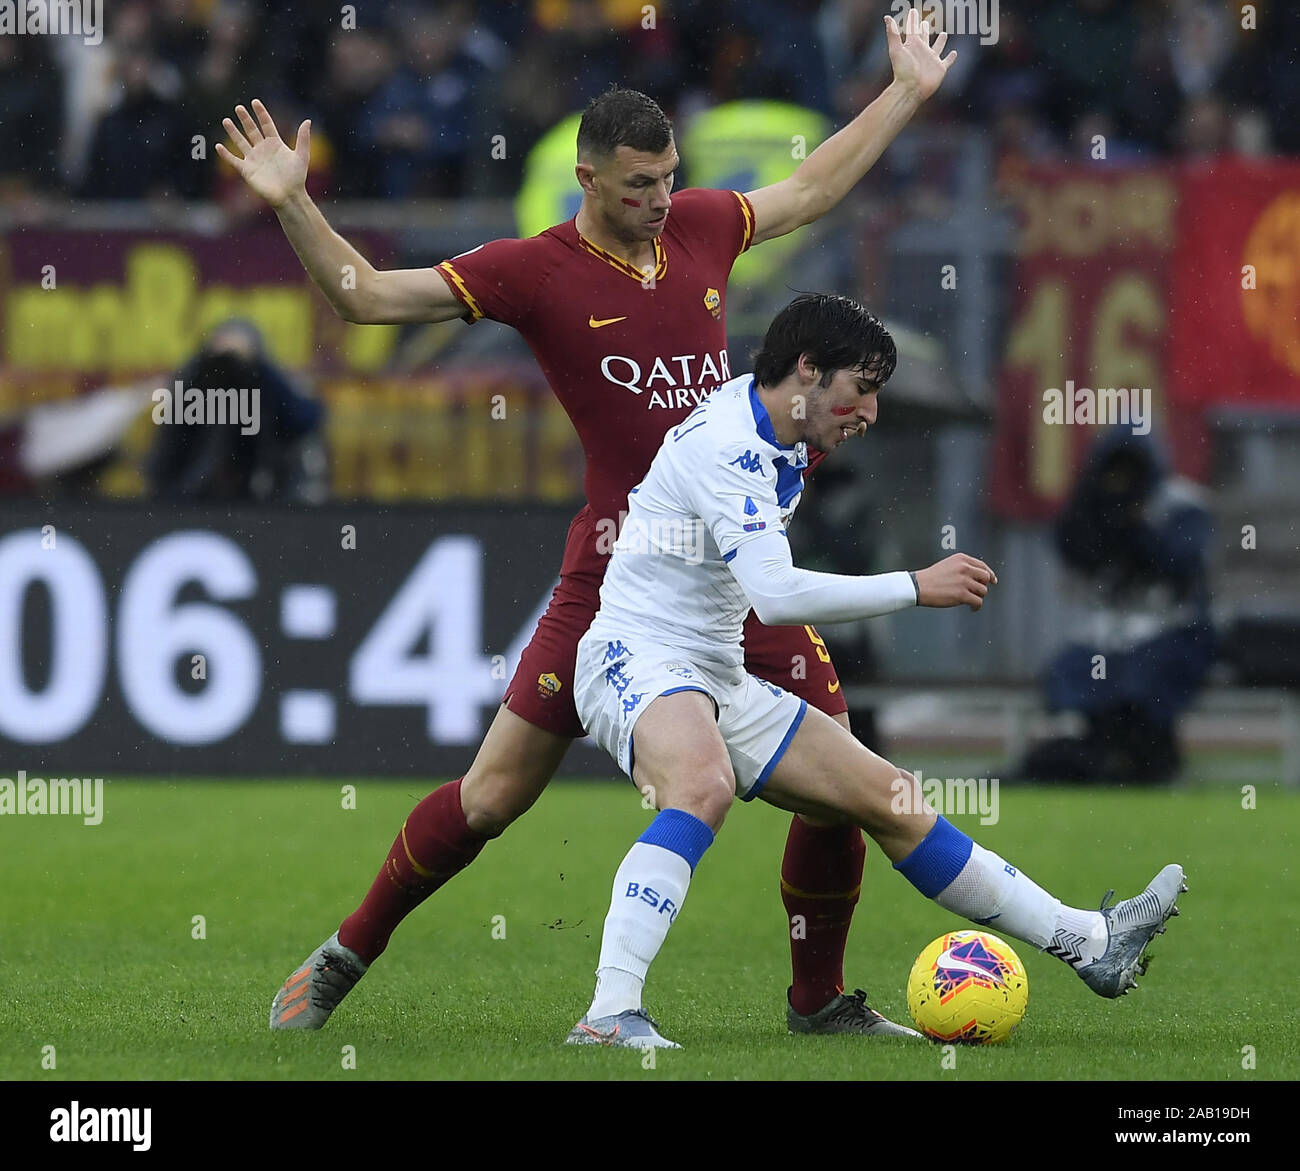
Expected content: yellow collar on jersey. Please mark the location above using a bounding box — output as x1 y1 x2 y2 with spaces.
577 232 668 285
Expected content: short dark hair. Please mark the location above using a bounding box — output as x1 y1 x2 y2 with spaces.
753 294 897 388
576 86 673 163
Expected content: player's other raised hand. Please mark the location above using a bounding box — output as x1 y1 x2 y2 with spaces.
914 554 998 611
216 99 310 209
885 6 958 103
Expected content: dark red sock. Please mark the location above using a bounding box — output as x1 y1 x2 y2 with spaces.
338 778 490 964
781 816 867 1016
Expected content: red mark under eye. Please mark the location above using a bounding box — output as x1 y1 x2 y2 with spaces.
621 197 642 207
831 405 855 417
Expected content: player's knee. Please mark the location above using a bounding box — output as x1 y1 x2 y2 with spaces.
667 766 735 831
460 766 541 836
844 761 915 836
690 777 735 831
872 767 921 830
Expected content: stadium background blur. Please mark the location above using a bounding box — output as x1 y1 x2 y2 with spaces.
2 0 1298 780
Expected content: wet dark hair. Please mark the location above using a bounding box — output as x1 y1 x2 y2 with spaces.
753 294 897 388
576 86 673 163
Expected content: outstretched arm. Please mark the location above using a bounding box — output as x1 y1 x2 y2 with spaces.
217 99 465 325
730 535 995 627
745 7 956 247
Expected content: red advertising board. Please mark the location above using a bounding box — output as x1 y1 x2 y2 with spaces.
1168 159 1300 413
991 161 1300 520
990 166 1177 519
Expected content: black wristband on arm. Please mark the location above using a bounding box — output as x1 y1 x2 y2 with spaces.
908 570 920 603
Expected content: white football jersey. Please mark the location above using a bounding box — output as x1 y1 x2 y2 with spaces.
590 374 808 673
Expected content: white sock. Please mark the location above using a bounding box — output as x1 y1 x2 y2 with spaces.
587 842 693 1020
934 842 1108 966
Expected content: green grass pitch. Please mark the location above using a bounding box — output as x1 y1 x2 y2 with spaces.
3 762 1297 1082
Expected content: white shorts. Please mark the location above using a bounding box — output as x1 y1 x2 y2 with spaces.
574 628 808 801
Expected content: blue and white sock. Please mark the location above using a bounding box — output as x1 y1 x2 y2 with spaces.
894 817 1108 966
587 809 715 1020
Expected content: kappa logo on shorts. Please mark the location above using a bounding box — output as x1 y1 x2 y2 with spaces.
605 663 634 697
665 664 696 679
537 672 562 699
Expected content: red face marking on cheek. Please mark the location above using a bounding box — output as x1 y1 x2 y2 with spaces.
621 197 642 207
831 405 855 417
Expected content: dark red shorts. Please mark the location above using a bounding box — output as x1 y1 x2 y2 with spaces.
503 508 848 739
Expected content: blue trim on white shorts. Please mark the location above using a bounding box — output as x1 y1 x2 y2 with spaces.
743 698 807 802
661 685 719 720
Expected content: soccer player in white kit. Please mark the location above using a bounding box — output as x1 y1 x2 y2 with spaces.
567 294 1186 1049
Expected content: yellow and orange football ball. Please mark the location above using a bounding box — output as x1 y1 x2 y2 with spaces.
906 930 1029 1044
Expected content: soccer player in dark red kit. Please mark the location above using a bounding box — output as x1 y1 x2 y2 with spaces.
217 8 957 1037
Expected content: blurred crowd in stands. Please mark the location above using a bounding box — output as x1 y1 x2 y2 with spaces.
3 0 1296 209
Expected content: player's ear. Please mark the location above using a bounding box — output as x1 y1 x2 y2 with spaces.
575 162 598 196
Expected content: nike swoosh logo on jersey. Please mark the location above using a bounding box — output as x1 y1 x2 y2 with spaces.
589 315 628 328
827 680 841 693
935 946 1005 983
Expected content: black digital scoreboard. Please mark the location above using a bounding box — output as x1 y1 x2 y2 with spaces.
0 503 610 776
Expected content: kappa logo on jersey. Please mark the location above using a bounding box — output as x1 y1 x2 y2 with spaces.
730 450 762 473
703 287 721 319
537 672 562 699
742 495 766 532
599 351 732 409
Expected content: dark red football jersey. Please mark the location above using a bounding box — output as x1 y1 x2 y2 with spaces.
435 187 758 528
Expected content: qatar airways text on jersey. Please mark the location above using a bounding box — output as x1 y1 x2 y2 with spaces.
599 350 733 409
